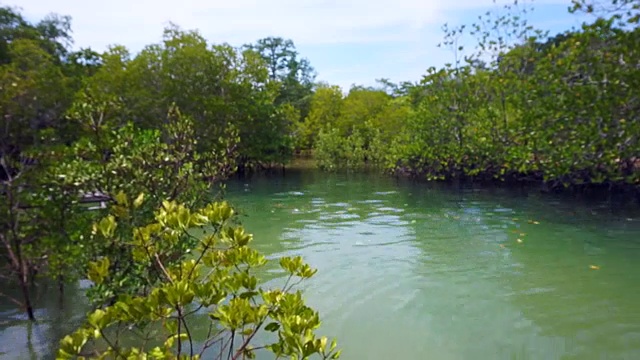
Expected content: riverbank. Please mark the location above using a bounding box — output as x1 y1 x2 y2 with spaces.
275 156 640 203
391 165 640 201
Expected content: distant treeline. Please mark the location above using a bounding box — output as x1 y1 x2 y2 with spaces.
2 0 639 192
306 0 639 194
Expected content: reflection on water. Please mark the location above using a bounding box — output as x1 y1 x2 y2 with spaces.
2 169 640 359
227 170 640 360
0 281 91 359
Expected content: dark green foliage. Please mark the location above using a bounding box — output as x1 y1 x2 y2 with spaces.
244 36 316 116
300 0 639 190
388 4 640 188
0 5 302 313
1 9 340 358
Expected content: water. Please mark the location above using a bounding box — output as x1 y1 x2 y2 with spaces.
2 169 640 359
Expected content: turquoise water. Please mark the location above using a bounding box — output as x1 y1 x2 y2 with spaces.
2 169 640 359
224 170 640 359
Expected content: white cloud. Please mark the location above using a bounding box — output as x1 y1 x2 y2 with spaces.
12 0 578 88
14 0 555 50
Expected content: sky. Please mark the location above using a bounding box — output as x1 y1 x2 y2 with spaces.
12 0 596 90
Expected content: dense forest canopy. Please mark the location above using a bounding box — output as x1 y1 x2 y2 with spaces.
0 0 638 358
2 0 638 186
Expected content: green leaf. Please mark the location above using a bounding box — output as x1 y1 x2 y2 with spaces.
133 192 145 208
87 257 110 284
114 191 128 206
97 215 117 238
265 322 281 332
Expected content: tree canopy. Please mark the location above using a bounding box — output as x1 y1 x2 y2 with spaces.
1 0 639 357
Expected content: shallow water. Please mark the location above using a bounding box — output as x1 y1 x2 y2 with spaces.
2 169 640 359
224 170 640 359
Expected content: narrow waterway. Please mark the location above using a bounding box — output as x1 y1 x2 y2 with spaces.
2 169 640 359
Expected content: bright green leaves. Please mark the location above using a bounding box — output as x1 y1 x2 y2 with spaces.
213 298 269 330
88 198 241 304
133 192 146 209
224 226 253 246
162 280 196 307
280 256 317 279
60 200 339 359
94 215 117 238
87 258 110 285
193 278 227 307
114 190 128 207
199 201 235 225
264 290 340 360
86 309 112 336
304 85 410 171
177 206 191 230
258 289 341 359
57 329 90 359
164 333 190 351
203 243 266 271
157 200 236 230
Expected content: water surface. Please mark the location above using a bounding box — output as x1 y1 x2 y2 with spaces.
225 170 640 359
2 169 640 359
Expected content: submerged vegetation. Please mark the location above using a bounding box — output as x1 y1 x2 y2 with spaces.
0 0 638 358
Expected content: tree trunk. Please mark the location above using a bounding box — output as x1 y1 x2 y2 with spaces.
58 274 65 309
19 270 35 321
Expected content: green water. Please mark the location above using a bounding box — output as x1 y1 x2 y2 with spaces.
2 169 640 359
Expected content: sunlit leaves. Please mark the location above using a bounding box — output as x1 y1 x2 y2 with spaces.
280 256 318 279
93 215 117 238
57 200 339 360
303 84 412 170
87 257 110 285
48 103 241 307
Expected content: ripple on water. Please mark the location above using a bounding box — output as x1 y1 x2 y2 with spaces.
311 261 416 323
373 191 397 195
356 199 384 204
376 206 404 213
273 191 305 196
366 215 404 226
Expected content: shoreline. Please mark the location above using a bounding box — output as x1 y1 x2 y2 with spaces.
241 155 640 203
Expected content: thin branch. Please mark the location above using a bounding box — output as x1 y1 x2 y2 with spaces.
176 305 194 358
228 330 235 360
231 320 267 360
0 291 24 307
154 253 173 284
200 326 228 357
99 328 124 358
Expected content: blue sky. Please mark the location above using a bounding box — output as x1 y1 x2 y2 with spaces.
14 0 595 90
